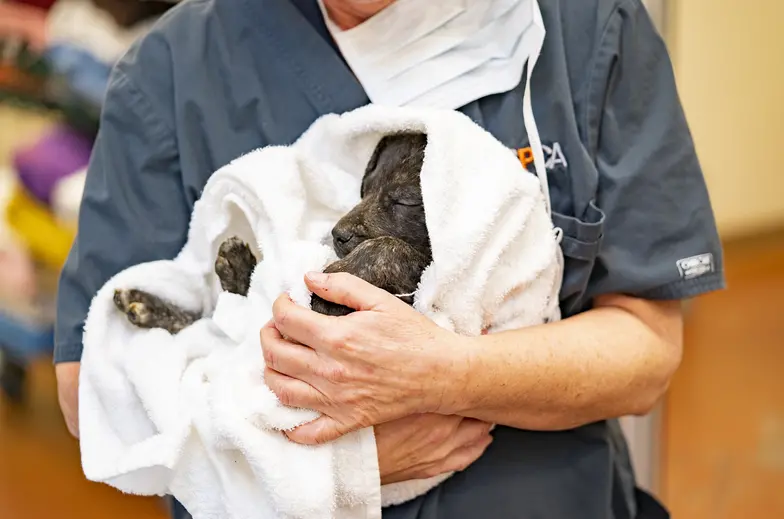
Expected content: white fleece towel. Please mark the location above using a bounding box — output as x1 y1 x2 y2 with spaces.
79 104 564 519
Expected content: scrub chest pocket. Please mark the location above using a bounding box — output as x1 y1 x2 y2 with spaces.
554 202 605 316
520 144 606 318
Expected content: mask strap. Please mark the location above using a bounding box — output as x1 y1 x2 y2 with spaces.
522 2 563 244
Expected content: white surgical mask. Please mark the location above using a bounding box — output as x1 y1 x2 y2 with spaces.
320 0 556 221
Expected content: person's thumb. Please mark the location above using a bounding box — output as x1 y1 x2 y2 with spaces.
304 271 397 312
285 415 352 445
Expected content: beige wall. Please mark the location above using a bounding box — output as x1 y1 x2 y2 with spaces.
666 1 784 239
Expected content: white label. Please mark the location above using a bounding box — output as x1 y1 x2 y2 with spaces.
676 253 714 280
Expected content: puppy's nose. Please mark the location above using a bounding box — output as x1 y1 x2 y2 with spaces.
332 227 354 246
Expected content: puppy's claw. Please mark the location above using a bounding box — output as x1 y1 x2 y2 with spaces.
113 289 127 311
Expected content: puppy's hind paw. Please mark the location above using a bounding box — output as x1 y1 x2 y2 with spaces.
127 302 151 326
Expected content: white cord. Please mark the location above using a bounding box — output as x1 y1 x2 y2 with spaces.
523 2 564 245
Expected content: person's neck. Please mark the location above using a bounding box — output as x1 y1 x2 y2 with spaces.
322 0 395 30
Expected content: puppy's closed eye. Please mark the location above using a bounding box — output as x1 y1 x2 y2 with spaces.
391 189 423 207
394 199 423 207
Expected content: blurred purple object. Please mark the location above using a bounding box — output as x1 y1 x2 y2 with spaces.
12 125 93 206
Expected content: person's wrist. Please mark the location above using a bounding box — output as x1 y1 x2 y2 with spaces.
429 333 479 416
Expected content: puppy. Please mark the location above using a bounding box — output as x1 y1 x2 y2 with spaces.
113 132 431 331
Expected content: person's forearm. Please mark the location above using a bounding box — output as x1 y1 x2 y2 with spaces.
55 361 81 438
441 295 683 431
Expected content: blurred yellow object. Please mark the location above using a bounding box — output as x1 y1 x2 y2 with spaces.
5 184 75 271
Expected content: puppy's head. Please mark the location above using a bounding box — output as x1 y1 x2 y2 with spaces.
331 132 430 258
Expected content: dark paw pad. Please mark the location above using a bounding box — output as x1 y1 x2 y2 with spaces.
215 236 258 296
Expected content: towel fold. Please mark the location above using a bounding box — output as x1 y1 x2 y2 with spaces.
79 105 563 519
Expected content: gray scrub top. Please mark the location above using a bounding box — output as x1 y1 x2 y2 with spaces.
55 0 725 517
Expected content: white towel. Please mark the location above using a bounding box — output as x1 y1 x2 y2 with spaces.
79 104 564 519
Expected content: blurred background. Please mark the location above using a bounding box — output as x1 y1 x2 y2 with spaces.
0 1 781 518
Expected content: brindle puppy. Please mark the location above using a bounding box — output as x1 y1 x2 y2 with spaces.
311 132 430 316
113 132 431 331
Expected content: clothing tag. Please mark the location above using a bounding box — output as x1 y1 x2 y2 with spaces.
676 253 714 280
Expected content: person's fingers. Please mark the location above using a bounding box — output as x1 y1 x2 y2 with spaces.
304 271 400 312
423 418 491 463
55 362 81 439
438 433 494 474
260 325 322 384
383 433 494 484
451 418 493 448
271 294 338 351
285 415 354 445
264 367 328 412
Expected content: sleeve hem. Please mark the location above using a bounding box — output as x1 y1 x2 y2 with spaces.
53 342 84 364
636 271 726 300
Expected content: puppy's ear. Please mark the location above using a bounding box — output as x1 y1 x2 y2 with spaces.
360 136 390 198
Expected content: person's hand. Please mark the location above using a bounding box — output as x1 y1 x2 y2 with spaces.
375 414 493 485
55 362 80 438
261 272 472 445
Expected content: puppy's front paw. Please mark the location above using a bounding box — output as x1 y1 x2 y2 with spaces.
215 236 258 296
309 294 354 317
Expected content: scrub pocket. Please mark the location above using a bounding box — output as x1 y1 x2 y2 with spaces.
552 201 605 316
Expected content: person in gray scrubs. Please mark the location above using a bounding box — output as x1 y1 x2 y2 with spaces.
53 0 725 518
